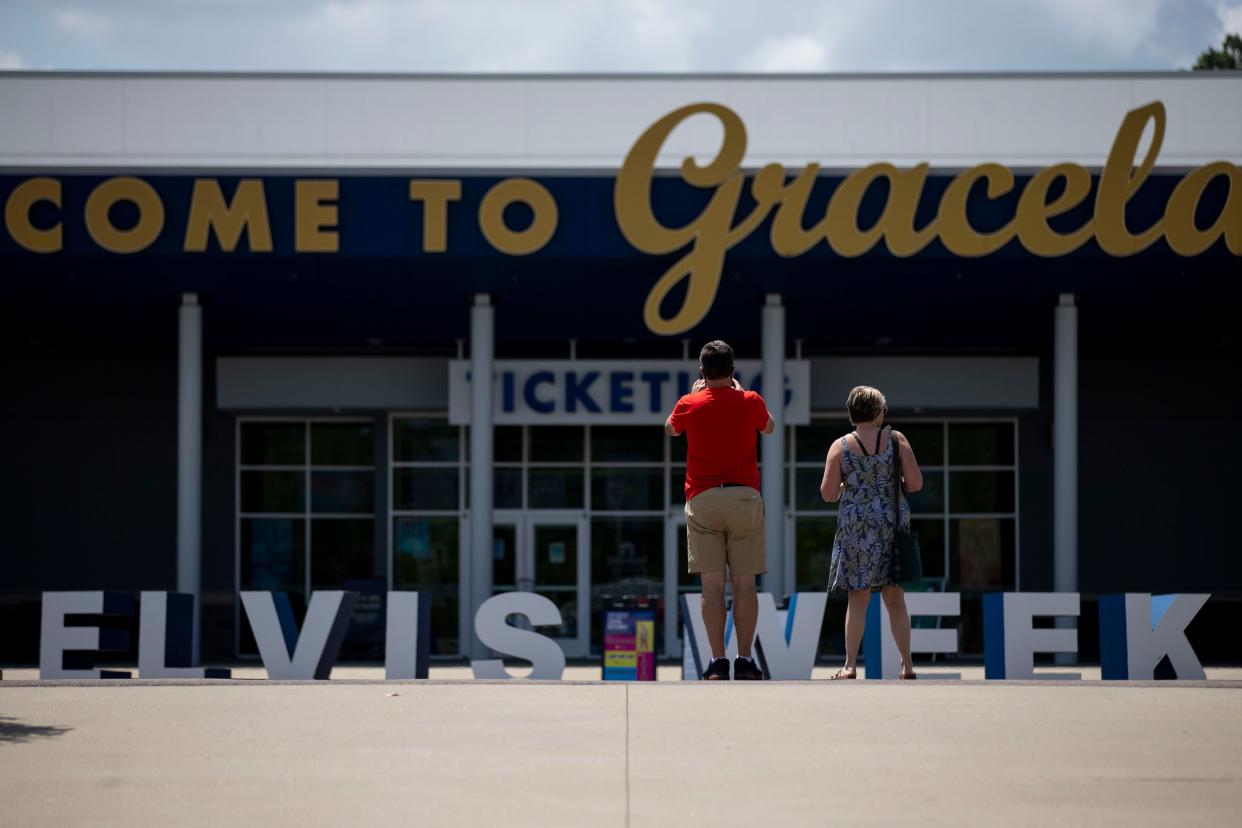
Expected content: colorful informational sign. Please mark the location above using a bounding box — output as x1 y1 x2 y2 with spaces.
602 607 657 681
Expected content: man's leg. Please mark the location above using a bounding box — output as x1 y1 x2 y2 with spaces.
730 574 757 658
700 571 728 659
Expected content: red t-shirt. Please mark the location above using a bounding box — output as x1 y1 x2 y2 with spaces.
669 388 770 501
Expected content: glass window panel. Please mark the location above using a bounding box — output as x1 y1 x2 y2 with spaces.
529 426 583 462
240 422 305 466
670 435 686 463
465 467 523 509
591 517 663 654
904 470 945 514
496 426 523 463
494 467 522 509
949 518 1016 589
591 426 663 462
534 590 579 639
310 470 374 514
464 425 523 463
795 419 849 462
895 422 944 466
909 518 946 580
492 523 518 589
670 466 686 506
393 418 459 463
591 468 663 511
310 422 374 466
949 471 1016 513
533 524 578 588
240 470 304 513
528 468 584 509
794 517 837 592
948 423 1015 466
310 518 378 588
795 467 832 511
394 468 459 511
393 516 460 655
240 518 305 592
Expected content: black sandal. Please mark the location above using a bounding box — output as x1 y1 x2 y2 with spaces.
830 668 857 680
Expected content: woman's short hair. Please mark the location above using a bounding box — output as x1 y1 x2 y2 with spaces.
699 340 734 380
846 386 887 424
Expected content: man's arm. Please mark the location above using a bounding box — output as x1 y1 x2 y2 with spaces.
666 395 691 437
760 413 776 435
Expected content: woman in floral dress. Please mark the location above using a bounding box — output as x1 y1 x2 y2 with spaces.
819 386 924 680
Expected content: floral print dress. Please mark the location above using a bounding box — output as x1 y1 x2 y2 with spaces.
828 433 910 592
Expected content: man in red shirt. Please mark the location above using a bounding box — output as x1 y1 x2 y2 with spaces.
665 340 775 680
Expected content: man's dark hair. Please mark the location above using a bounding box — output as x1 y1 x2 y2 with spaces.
699 340 734 380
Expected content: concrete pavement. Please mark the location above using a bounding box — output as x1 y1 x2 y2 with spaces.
2 680 1240 827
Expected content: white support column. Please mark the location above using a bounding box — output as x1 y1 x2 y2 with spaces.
1054 293 1078 596
761 294 787 598
469 294 494 659
177 293 202 665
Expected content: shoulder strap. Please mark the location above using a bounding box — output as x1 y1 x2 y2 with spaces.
852 432 870 456
874 428 884 456
889 426 903 517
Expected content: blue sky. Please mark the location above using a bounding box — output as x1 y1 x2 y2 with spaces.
1 0 1240 72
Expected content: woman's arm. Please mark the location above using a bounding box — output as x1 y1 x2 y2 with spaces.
820 439 844 503
893 430 923 493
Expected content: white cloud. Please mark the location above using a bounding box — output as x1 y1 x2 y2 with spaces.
739 34 831 72
1218 1 1242 34
0 48 26 69
1033 0 1165 55
52 7 115 45
6 0 1234 72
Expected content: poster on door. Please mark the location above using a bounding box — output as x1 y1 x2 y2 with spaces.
602 607 657 681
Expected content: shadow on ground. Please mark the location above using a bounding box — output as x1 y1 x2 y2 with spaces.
0 716 72 744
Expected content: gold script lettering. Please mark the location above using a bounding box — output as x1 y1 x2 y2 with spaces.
1095 101 1165 255
824 164 936 257
295 180 339 253
4 177 62 254
937 164 1017 257
1014 163 1094 256
184 179 273 252
85 177 165 254
1163 162 1242 255
616 103 781 335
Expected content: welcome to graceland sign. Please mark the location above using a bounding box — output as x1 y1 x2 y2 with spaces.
2 101 1239 336
31 589 1211 682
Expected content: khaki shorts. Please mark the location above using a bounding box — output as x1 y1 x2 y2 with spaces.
685 485 766 576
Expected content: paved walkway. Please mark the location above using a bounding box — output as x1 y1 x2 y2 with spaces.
2 679 1240 826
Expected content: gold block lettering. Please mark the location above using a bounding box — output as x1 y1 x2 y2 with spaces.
478 178 557 256
85 177 165 254
4 177 62 253
295 179 339 253
184 179 272 252
408 179 462 252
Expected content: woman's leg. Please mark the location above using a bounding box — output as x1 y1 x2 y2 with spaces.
881 585 915 677
841 589 871 676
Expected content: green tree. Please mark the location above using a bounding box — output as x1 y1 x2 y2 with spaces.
1193 33 1242 70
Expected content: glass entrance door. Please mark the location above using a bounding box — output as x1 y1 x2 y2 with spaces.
492 512 589 658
